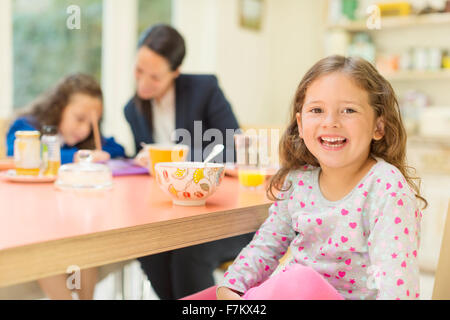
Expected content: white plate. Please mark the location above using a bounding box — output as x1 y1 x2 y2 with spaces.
0 170 56 183
0 158 14 171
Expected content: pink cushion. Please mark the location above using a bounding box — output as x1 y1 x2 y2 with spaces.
242 264 344 300
181 264 345 300
180 285 218 300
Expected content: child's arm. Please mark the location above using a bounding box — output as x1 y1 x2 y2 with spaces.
6 118 38 157
218 173 297 296
73 149 111 163
61 147 78 164
216 287 244 300
101 136 126 159
367 181 421 300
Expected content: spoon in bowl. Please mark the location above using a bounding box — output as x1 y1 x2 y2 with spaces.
203 144 224 167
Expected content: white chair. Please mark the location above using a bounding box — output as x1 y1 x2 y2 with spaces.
0 260 131 300
432 201 450 299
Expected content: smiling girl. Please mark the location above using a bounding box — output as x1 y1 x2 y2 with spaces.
213 55 427 300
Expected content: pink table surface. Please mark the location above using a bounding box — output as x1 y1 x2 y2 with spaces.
0 174 271 286
0 175 270 250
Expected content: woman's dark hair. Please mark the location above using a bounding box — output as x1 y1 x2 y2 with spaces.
19 73 103 150
135 24 186 150
138 23 186 71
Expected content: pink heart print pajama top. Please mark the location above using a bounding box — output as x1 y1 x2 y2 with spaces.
220 158 422 300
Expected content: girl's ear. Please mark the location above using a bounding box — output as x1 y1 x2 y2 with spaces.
373 116 385 141
296 112 303 138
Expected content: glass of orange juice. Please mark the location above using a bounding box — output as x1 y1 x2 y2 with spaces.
234 133 269 188
237 166 266 189
144 144 190 176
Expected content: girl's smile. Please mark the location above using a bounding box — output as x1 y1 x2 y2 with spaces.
318 135 348 150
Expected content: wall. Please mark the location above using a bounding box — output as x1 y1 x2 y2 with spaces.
101 0 137 156
174 0 326 127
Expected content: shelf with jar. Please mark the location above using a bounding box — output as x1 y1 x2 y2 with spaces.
377 48 450 81
326 0 450 31
382 69 450 81
325 1 450 81
328 31 450 81
327 11 450 31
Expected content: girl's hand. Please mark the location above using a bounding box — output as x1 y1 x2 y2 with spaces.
133 149 149 169
216 286 244 300
90 150 111 163
74 150 110 163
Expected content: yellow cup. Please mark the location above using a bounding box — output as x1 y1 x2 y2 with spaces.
145 144 190 175
238 167 266 188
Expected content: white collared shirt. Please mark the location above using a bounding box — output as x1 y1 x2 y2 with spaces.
152 85 175 144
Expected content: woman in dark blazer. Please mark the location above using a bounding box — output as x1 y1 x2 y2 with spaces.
124 24 253 299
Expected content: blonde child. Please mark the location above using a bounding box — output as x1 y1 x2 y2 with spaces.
213 55 427 300
6 73 125 299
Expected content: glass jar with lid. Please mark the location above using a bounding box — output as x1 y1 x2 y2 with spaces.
14 130 41 176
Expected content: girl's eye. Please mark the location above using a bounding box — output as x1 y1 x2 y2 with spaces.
343 108 356 114
310 108 322 113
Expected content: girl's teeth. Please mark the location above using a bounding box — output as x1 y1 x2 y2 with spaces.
320 137 347 148
322 137 345 142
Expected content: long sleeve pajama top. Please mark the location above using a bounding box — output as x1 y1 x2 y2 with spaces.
220 158 422 300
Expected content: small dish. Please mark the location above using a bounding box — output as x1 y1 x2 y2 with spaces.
0 169 56 183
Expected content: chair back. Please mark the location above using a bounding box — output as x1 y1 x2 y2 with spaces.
432 201 450 299
0 118 11 159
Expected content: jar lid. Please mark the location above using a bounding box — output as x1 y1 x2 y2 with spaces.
15 130 40 138
55 150 113 190
42 125 58 135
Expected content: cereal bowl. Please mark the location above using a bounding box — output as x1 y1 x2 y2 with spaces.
154 162 225 206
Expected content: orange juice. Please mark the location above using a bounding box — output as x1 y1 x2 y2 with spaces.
43 160 60 176
41 125 60 177
15 167 41 176
147 144 189 175
238 168 266 187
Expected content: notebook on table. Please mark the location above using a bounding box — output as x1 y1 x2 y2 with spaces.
106 159 149 176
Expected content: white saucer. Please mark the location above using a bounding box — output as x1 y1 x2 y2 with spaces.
0 170 56 183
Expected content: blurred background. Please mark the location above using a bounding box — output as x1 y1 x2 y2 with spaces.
0 0 449 299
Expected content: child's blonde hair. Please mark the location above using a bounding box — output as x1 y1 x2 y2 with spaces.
268 55 427 209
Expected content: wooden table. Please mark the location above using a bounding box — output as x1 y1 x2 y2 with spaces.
0 175 271 287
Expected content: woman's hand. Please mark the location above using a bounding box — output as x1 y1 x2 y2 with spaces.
74 150 110 163
216 286 244 300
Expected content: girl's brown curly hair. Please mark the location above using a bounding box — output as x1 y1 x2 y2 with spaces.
267 55 427 209
19 73 103 150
